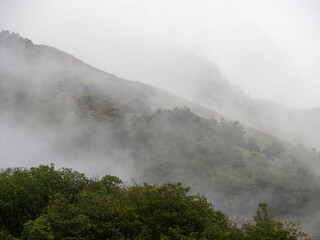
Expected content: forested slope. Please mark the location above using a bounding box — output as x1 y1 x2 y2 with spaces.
102 107 320 237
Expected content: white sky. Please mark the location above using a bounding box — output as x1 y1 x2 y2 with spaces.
0 0 319 108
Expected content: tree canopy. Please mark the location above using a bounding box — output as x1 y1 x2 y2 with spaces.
0 165 309 239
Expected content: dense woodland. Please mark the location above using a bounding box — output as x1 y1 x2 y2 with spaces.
95 106 320 219
92 105 320 238
0 165 310 239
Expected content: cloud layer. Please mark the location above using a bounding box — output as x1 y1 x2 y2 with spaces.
0 0 319 108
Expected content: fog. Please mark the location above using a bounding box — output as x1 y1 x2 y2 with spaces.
0 31 220 179
0 0 320 108
0 35 133 179
2 1 320 237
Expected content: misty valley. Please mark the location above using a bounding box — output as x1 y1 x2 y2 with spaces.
1 31 320 239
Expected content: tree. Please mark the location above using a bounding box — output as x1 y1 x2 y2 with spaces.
242 203 310 240
22 216 54 240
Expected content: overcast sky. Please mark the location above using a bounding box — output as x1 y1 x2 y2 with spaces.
1 0 319 108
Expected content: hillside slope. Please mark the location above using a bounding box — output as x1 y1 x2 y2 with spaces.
100 43 320 149
0 30 224 121
187 59 320 149
1 31 320 237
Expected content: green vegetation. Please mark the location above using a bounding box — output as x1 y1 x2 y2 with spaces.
115 108 320 218
0 165 309 239
98 107 319 238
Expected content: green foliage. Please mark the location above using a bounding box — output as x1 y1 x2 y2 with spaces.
77 92 118 120
0 164 88 236
125 182 229 239
254 203 274 226
0 229 19 240
242 203 310 240
22 216 54 240
118 107 320 226
0 165 310 239
46 194 91 239
2 107 320 238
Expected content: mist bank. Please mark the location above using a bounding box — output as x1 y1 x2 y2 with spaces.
101 40 320 149
0 30 224 177
2 30 319 150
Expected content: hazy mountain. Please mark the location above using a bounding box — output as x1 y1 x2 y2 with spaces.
2 31 320 237
1 31 232 122
100 41 320 149
178 57 320 149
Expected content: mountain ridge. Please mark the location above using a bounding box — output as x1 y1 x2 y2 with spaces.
0 30 295 147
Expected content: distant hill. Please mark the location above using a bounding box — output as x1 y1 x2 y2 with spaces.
1 31 320 237
170 55 320 149
117 43 320 149
0 30 225 121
